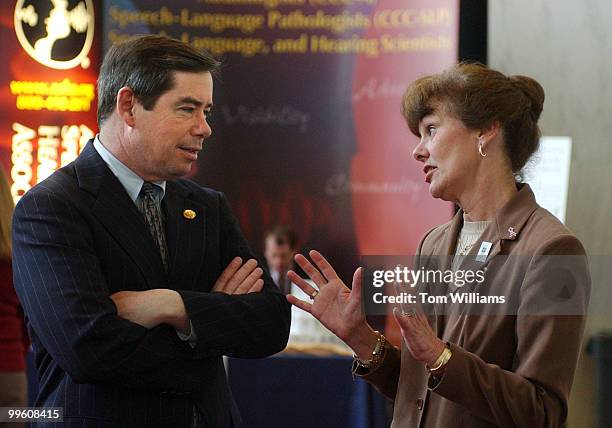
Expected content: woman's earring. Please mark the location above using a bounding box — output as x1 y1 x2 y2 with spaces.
478 139 487 157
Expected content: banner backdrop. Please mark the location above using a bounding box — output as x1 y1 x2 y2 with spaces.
0 0 101 202
100 0 458 282
0 0 458 287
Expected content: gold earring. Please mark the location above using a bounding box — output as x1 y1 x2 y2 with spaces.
478 140 487 157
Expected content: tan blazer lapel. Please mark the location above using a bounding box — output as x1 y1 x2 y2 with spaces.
417 212 463 335
432 210 463 268
455 183 540 271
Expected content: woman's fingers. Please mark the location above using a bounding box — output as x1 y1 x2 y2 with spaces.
393 306 434 336
309 250 340 282
393 306 416 331
393 307 442 363
350 267 363 301
294 253 328 288
414 311 429 327
287 270 319 298
391 280 423 318
286 294 313 314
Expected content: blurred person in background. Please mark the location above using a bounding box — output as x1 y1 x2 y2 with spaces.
263 225 298 295
0 168 28 428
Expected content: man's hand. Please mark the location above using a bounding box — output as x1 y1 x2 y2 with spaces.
212 257 264 294
111 289 190 334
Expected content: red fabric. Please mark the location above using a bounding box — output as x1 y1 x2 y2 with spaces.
0 260 29 371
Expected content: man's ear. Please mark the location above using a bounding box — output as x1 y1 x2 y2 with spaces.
116 87 137 127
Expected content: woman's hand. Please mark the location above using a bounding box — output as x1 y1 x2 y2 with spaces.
286 250 378 358
392 307 446 366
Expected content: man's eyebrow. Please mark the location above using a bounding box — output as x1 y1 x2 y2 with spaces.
174 97 213 108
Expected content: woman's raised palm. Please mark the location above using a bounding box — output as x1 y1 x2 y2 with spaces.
286 250 365 343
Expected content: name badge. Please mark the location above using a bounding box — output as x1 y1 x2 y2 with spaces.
476 241 492 262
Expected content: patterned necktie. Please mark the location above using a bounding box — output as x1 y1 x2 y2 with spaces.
140 182 169 272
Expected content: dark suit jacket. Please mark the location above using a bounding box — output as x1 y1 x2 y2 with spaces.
362 184 590 427
12 141 291 427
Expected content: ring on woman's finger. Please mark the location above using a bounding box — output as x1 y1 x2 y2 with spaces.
405 309 416 317
309 290 319 300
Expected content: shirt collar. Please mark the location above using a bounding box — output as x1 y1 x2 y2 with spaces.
93 135 166 203
269 268 280 284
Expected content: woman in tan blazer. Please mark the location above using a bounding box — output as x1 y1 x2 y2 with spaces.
287 63 590 427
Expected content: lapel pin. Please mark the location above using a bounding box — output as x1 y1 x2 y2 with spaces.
183 209 196 220
475 241 492 262
508 227 517 239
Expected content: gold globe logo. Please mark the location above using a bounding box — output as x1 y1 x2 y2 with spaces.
14 0 94 70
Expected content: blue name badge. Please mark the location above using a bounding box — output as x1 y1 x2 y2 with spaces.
476 241 492 262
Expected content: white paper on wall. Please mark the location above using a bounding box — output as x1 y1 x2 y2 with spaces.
523 136 572 223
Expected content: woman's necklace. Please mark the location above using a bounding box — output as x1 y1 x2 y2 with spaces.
458 243 475 256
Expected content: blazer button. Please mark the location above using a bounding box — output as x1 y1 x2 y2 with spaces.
416 398 424 410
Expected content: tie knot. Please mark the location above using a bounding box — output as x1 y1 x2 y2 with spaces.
141 182 157 198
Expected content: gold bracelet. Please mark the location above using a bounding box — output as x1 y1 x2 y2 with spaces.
426 343 452 372
352 331 386 371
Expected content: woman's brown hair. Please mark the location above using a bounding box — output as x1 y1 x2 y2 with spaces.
401 62 545 173
0 168 14 260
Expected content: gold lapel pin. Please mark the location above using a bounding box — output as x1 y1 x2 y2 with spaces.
183 209 196 220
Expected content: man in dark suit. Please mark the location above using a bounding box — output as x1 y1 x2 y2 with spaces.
12 35 291 427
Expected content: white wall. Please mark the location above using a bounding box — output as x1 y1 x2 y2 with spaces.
489 1 612 426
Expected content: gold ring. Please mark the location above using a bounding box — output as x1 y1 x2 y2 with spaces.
309 290 319 300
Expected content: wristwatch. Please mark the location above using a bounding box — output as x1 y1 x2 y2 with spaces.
351 331 387 378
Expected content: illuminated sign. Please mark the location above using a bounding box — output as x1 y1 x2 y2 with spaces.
10 78 96 112
14 0 95 70
11 122 93 201
2 0 100 203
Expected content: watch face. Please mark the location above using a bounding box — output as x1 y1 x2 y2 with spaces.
352 358 370 375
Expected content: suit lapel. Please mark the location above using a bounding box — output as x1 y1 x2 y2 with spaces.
75 141 167 290
163 181 207 291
